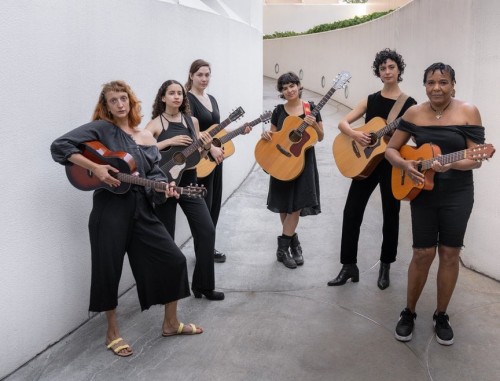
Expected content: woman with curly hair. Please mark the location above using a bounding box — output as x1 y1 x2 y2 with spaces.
51 80 203 358
145 80 224 301
328 49 417 289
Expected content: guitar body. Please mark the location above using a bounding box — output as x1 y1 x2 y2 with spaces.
196 128 235 179
254 115 318 181
332 117 390 179
65 141 135 194
391 144 439 201
160 146 202 183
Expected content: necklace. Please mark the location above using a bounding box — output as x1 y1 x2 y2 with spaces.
429 100 452 120
164 111 180 118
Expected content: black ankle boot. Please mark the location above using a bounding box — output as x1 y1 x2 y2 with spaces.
327 264 359 286
191 287 225 301
377 262 391 290
290 233 304 266
276 236 296 269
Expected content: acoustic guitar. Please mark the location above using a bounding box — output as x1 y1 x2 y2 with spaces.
160 107 244 183
254 71 351 181
391 143 495 201
65 141 207 198
196 111 272 178
333 117 401 179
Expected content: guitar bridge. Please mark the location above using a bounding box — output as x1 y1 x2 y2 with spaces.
351 141 361 158
276 144 292 157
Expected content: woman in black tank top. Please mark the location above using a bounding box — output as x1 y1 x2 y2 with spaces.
146 80 225 301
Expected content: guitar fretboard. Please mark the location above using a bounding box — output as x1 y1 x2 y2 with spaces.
116 172 191 195
375 118 401 139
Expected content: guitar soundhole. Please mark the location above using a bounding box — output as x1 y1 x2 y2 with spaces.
289 130 302 143
172 152 186 165
368 132 378 146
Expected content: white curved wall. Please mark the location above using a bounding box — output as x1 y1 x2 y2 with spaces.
0 0 262 377
264 0 500 280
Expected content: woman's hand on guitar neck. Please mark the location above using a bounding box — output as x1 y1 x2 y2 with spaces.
164 181 180 199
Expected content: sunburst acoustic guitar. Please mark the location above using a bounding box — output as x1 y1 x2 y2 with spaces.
391 143 495 201
65 141 207 198
254 71 351 181
159 107 244 184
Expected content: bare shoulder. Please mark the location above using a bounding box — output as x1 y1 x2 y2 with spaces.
145 117 162 136
401 103 422 123
138 128 158 145
454 99 482 125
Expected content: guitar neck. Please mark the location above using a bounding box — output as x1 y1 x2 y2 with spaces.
297 85 337 133
420 149 468 171
219 117 263 144
376 117 401 139
116 172 179 193
184 117 233 155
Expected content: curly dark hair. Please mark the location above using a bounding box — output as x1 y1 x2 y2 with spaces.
93 80 142 127
423 62 456 85
151 80 191 119
276 71 303 99
372 48 406 82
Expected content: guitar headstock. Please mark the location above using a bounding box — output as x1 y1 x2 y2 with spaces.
259 110 273 124
467 143 496 161
332 71 351 90
182 184 208 199
228 107 245 122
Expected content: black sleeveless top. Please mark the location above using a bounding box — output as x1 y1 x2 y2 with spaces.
157 114 195 142
366 91 416 122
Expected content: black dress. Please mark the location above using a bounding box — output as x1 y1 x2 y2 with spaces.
267 103 321 216
50 120 190 312
187 92 223 226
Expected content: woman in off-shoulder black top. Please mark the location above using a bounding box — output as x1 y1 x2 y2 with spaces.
386 63 488 346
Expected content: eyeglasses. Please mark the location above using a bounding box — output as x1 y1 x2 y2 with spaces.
107 95 129 105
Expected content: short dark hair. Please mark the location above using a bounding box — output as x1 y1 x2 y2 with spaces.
372 48 406 82
423 62 456 85
276 72 303 99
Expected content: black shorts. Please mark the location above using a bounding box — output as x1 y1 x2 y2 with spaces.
410 177 474 248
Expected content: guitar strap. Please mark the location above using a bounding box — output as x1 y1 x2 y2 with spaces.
183 114 197 138
303 101 311 116
387 93 409 123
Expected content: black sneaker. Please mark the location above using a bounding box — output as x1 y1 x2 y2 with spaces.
395 308 416 342
214 249 226 263
433 311 454 345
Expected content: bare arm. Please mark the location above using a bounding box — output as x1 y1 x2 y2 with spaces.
338 98 371 146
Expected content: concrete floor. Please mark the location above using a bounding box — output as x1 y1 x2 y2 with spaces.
5 77 500 381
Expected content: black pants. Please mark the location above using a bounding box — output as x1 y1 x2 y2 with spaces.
155 169 216 291
340 159 400 264
88 188 190 312
197 162 223 227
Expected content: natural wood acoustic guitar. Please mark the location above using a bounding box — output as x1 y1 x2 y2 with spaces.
65 141 207 198
391 143 495 201
196 111 272 178
254 71 351 181
332 117 401 179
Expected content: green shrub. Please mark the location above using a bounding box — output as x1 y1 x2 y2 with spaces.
263 10 393 40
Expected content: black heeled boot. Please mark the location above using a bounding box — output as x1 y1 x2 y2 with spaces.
192 287 225 301
377 262 391 290
327 264 359 286
276 236 296 269
290 233 304 266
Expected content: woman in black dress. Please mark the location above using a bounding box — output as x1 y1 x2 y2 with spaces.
145 79 224 301
185 59 228 263
50 80 202 358
261 72 324 269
